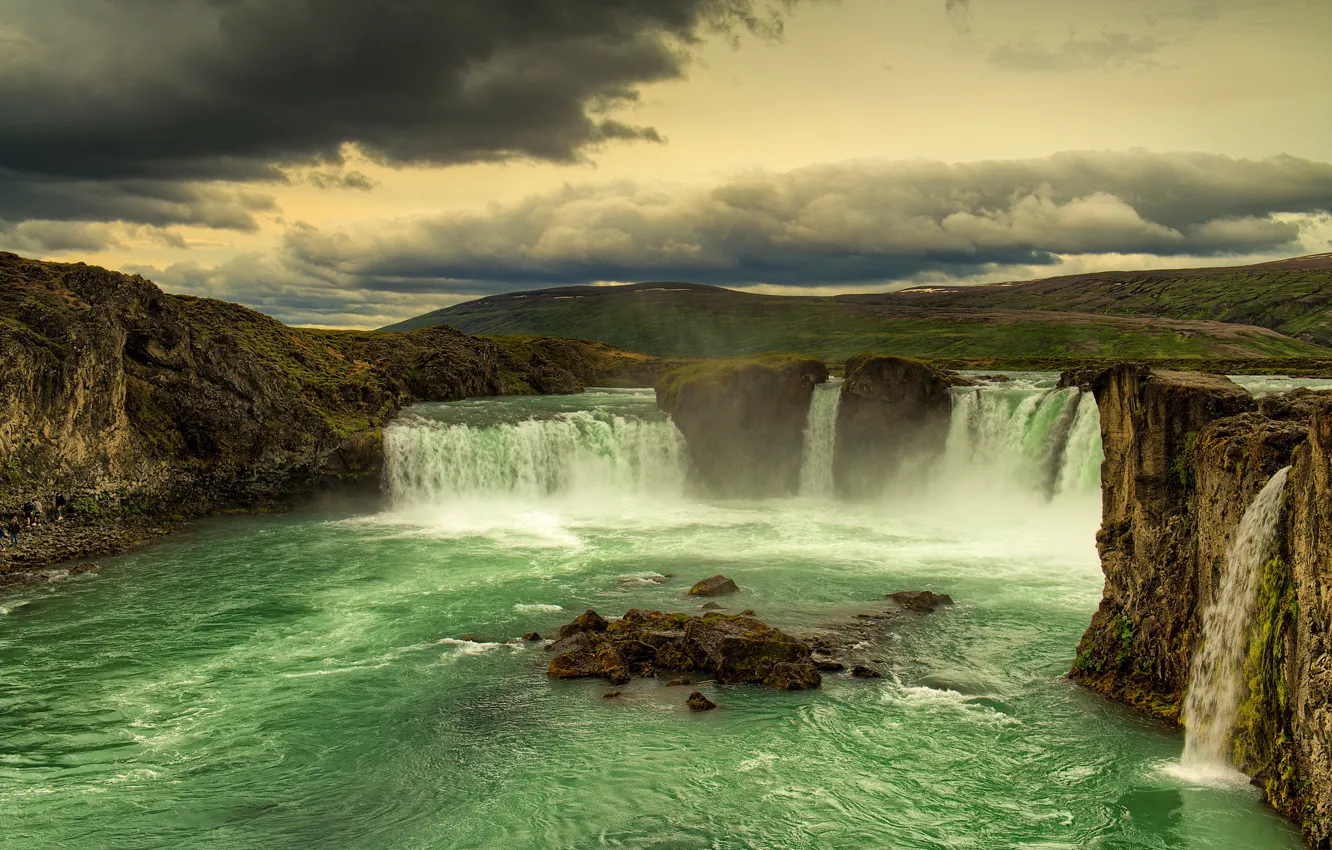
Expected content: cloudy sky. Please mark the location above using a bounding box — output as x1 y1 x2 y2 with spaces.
2 0 1330 327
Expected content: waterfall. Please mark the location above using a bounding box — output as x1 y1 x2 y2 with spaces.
384 408 688 503
1180 466 1291 772
1055 392 1105 495
381 377 1103 507
798 380 842 497
941 384 1101 499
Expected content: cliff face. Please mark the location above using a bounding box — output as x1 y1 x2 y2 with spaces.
832 356 961 498
1285 405 1332 842
1069 364 1332 845
0 252 662 518
655 355 828 497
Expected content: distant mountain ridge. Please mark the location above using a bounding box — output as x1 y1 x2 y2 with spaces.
380 255 1332 361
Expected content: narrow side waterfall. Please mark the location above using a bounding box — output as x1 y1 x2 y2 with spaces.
942 383 1103 499
1055 392 1104 495
1181 465 1291 771
384 406 688 503
798 380 842 497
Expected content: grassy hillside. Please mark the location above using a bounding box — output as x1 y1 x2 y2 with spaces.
879 254 1332 346
381 274 1332 361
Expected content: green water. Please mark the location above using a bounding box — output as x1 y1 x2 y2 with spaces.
0 388 1303 849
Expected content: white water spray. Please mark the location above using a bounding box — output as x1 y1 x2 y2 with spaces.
1180 466 1291 775
382 379 1104 510
1055 392 1104 495
798 380 842 497
941 384 1102 499
384 409 688 503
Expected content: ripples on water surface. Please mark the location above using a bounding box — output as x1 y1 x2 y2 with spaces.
0 386 1306 848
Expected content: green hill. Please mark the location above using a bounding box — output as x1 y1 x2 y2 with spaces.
380 257 1332 361
877 253 1332 346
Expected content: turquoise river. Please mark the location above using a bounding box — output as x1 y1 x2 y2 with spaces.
0 375 1315 849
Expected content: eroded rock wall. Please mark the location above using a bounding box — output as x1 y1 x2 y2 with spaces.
1069 363 1332 845
655 356 828 497
1284 405 1332 843
831 356 960 498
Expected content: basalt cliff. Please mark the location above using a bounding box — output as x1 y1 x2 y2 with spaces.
654 355 828 497
1066 364 1332 845
0 253 665 575
654 354 968 499
832 355 963 498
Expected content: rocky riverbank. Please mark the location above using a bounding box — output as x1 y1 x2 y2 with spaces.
1066 363 1332 846
0 514 182 590
0 252 670 587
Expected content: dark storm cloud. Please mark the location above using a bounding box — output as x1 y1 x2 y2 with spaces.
274 151 1332 288
0 169 278 230
140 151 1332 325
0 0 798 227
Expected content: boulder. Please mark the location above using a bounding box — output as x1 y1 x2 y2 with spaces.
689 575 739 597
763 661 822 690
593 643 632 685
686 691 717 712
521 631 542 642
886 590 954 612
557 609 610 639
684 615 811 685
851 665 882 679
548 632 604 679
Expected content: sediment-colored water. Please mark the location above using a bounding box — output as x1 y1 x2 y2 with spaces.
0 383 1303 848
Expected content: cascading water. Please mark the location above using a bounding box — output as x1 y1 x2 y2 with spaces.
1055 392 1104 495
382 377 1104 509
383 396 688 503
941 378 1103 500
1180 465 1291 774
798 379 842 497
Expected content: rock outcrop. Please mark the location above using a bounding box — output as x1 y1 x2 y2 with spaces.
1068 363 1332 845
546 608 821 690
655 355 828 497
686 691 717 711
832 356 965 498
688 575 739 596
0 253 666 576
886 590 954 612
